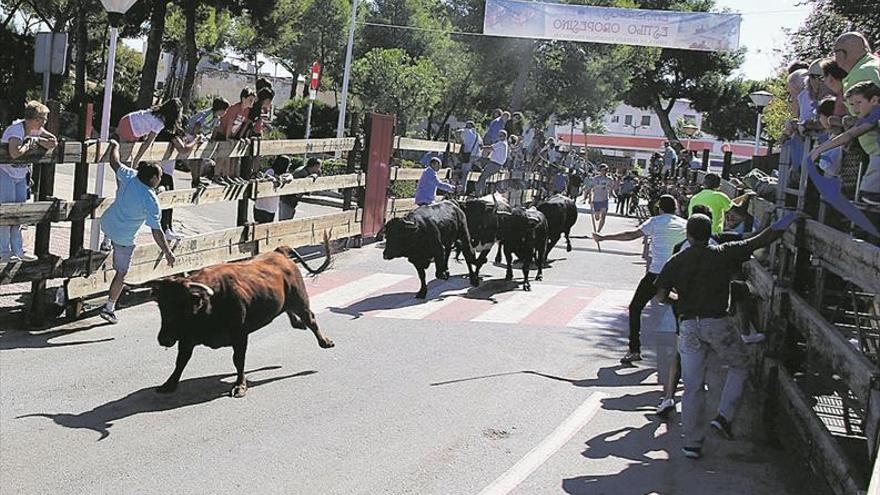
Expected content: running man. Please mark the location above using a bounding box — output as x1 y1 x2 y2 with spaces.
594 195 687 364
584 163 613 232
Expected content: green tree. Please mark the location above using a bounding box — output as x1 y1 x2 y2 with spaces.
351 48 444 134
787 0 879 62
263 0 349 99
700 79 768 142
623 0 744 146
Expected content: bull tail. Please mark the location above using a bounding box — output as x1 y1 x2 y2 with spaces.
287 229 333 275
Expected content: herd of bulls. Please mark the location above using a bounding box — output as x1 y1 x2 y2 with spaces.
145 194 578 398
382 193 579 296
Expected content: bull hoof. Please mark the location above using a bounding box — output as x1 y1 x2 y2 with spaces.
319 338 335 349
536 274 543 281
415 290 427 299
505 273 513 281
231 383 248 398
566 244 572 252
436 271 450 280
523 283 532 291
156 382 177 394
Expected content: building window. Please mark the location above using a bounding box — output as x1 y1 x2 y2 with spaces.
624 115 633 126
611 115 619 123
683 114 697 125
641 115 651 127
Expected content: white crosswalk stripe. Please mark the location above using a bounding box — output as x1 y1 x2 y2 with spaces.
565 289 632 328
372 278 473 320
310 273 411 313
306 269 633 328
471 284 566 324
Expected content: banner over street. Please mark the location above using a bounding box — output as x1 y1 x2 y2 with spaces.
483 0 741 52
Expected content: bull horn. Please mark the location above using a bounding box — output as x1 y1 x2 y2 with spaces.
188 282 214 296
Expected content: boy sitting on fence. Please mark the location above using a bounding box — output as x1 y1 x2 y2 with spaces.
98 140 176 325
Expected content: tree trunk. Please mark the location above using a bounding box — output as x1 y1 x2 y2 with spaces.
137 0 168 108
180 1 198 108
426 109 435 140
651 97 680 147
509 40 535 111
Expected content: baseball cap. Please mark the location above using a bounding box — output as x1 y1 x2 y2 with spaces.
807 59 824 77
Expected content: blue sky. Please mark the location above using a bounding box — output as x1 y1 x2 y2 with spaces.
716 0 812 80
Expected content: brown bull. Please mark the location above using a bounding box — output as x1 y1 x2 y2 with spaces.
150 235 334 398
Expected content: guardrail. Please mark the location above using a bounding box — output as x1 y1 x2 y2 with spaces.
697 148 880 494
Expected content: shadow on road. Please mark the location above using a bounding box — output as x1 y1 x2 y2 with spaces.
17 366 316 440
0 323 115 351
430 365 654 389
328 276 528 318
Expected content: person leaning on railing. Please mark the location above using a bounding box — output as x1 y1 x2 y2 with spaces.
0 100 57 262
810 81 880 206
185 96 230 189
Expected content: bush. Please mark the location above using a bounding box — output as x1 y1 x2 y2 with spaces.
273 98 339 139
390 159 420 198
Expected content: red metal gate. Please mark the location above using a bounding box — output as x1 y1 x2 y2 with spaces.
361 113 395 237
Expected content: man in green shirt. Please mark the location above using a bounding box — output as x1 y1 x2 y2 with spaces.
834 32 880 158
687 173 755 234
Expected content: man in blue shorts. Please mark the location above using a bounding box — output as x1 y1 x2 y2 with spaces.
98 140 176 324
585 163 613 232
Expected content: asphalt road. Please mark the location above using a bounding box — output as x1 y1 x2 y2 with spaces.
1 201 813 495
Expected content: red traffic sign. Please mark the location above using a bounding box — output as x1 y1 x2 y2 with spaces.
310 62 321 90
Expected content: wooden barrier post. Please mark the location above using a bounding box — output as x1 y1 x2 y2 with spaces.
701 148 710 171
67 103 93 318
237 139 255 226
29 101 61 325
343 135 361 211
721 150 732 180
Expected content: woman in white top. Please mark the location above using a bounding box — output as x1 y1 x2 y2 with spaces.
0 101 58 262
116 98 200 168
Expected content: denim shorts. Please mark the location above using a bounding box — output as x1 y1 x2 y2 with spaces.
111 242 135 274
592 200 608 211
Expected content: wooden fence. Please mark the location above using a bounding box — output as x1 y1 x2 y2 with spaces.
0 117 551 326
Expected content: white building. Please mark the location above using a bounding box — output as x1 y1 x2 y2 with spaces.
550 99 765 169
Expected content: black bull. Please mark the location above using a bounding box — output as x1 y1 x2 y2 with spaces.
382 201 480 299
498 207 548 291
536 194 578 254
457 193 512 276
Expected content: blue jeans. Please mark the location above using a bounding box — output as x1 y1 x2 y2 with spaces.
0 170 28 257
678 316 749 448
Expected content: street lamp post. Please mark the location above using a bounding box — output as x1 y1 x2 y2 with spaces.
749 90 773 156
622 123 647 135
335 0 360 157
90 0 138 250
682 123 699 151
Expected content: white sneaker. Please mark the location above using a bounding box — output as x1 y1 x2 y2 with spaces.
656 398 676 417
100 238 112 252
0 254 21 263
16 253 38 262
164 229 184 241
741 332 766 344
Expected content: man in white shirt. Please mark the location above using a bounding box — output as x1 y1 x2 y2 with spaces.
594 195 687 364
474 130 509 196
663 142 677 178
456 121 481 191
